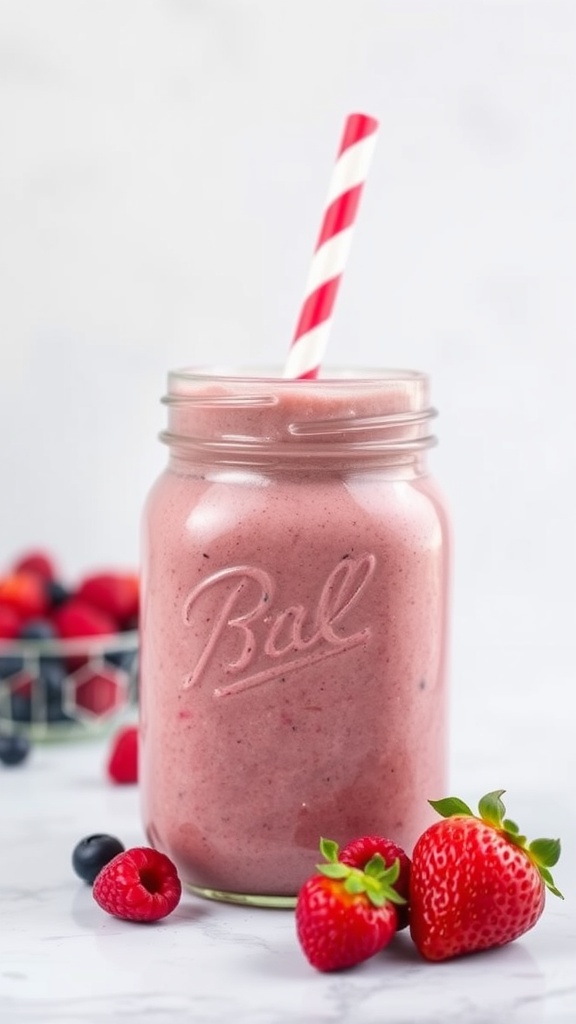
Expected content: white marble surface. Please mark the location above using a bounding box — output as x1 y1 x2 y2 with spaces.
0 737 574 1024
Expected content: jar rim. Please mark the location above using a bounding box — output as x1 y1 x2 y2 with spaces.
167 366 428 389
161 366 436 466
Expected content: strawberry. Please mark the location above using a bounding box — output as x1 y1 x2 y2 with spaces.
0 572 48 619
295 838 405 972
76 573 139 628
53 600 116 639
0 604 22 639
340 835 411 930
13 550 56 582
409 789 563 962
92 847 181 922
106 725 138 784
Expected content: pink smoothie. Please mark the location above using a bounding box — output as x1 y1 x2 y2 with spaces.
140 371 450 900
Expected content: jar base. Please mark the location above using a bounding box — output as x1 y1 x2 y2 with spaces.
185 883 297 909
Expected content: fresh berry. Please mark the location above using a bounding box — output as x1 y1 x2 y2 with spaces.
0 733 31 766
409 790 563 962
0 572 48 618
76 573 139 628
53 600 116 639
39 656 67 693
72 833 125 885
46 580 71 609
107 725 138 783
340 835 411 930
92 847 181 922
10 674 33 722
13 550 56 581
0 605 22 639
104 648 137 671
19 619 57 640
0 655 24 680
39 658 74 723
295 838 405 972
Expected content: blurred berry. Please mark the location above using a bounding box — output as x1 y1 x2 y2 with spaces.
107 725 138 784
39 657 73 722
76 574 139 628
19 619 57 641
0 605 22 639
10 693 32 724
13 551 56 582
53 600 116 639
0 733 31 766
104 649 136 671
45 579 70 609
0 655 24 679
0 573 48 618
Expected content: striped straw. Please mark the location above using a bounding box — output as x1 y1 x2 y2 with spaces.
283 113 379 379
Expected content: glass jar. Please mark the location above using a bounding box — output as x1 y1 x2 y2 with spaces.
140 368 451 906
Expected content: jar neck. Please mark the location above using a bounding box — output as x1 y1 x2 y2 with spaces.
160 368 437 473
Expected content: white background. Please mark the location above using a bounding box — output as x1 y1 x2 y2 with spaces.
0 1 574 785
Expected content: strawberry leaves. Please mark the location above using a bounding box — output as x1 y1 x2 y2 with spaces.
528 838 563 898
428 796 473 817
317 837 406 909
428 790 564 899
478 789 507 827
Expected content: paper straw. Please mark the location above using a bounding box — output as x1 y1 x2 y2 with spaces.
283 113 379 379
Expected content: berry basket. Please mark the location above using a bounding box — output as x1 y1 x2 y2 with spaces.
0 631 139 741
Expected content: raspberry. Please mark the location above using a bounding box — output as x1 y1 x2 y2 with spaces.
93 847 181 922
53 600 116 639
340 835 412 930
106 725 138 784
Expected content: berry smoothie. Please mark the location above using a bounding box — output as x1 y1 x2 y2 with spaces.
140 371 450 902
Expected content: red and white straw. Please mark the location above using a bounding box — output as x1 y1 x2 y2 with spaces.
283 113 379 380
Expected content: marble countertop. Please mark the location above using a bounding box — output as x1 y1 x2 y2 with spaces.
1 738 574 1024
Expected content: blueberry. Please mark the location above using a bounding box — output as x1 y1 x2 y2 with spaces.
19 619 57 641
40 658 74 723
0 656 24 679
10 693 32 723
45 580 70 609
46 703 75 724
39 656 66 695
0 733 31 766
104 649 136 671
72 833 125 885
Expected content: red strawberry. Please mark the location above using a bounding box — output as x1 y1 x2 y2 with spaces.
13 550 56 581
295 838 405 972
107 725 138 784
76 573 139 628
0 604 22 639
92 847 181 922
53 600 116 639
340 835 411 930
410 789 563 962
0 572 48 618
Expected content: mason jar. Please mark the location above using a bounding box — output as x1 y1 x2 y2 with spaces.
140 368 451 906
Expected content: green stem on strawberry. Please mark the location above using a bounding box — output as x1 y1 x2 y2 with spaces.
429 790 563 899
317 837 406 909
